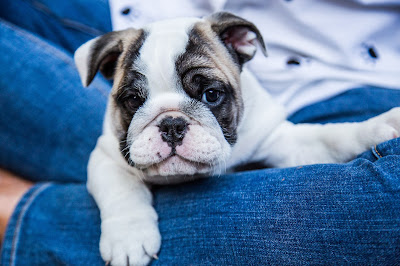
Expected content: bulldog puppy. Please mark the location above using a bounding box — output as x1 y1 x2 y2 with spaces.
74 12 400 266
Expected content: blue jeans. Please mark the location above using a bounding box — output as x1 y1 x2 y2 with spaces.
1 1 400 265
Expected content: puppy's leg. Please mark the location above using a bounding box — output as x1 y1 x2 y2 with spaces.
262 107 400 168
88 135 161 266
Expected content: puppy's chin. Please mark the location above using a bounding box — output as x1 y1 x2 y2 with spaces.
140 156 213 184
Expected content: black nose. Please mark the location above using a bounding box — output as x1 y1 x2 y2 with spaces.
158 116 188 147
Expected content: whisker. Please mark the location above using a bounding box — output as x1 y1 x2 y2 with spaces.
121 146 130 154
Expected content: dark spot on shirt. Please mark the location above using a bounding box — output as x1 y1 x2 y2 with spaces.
121 8 131 15
367 46 378 59
287 57 301 66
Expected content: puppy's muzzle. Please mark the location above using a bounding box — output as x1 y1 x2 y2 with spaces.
158 116 188 149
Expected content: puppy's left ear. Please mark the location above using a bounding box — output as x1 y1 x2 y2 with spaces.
206 12 267 65
74 29 142 87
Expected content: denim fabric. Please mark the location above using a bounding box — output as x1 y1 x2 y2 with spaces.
154 139 400 265
1 1 400 265
0 19 110 183
0 0 112 54
1 183 102 266
289 86 400 124
1 139 399 265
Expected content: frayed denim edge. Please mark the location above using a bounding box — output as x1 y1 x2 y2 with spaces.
0 183 52 266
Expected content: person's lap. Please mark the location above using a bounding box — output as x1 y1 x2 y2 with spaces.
1 137 399 265
1 2 400 265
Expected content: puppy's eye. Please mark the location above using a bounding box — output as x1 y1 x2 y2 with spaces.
201 89 224 105
122 95 144 111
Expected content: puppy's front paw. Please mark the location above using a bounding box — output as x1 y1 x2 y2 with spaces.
364 107 400 144
99 217 161 266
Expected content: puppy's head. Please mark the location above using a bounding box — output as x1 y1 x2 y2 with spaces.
75 12 266 183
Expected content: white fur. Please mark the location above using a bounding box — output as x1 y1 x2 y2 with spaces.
76 16 400 266
140 18 202 96
74 37 98 87
87 134 160 266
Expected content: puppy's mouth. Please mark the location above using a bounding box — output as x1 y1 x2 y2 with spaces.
128 121 226 183
137 153 212 176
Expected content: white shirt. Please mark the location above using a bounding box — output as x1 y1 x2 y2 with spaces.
109 0 400 114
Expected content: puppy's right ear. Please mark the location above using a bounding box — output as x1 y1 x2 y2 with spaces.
206 12 267 66
74 29 141 87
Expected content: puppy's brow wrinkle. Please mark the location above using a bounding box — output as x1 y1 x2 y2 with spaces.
121 30 148 69
174 23 241 145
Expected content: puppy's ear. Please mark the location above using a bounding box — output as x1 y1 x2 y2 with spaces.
74 29 141 87
206 12 267 65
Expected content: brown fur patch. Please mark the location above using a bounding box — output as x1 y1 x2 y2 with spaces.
175 21 244 144
102 29 148 147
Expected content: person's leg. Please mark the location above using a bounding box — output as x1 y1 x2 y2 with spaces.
0 182 102 266
0 170 32 242
288 86 400 124
0 0 112 53
154 139 400 265
0 19 111 183
1 137 399 265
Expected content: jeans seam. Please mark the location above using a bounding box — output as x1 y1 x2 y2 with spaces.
26 0 106 37
8 183 53 266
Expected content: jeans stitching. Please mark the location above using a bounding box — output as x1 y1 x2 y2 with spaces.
9 183 52 266
374 145 383 158
372 145 383 160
